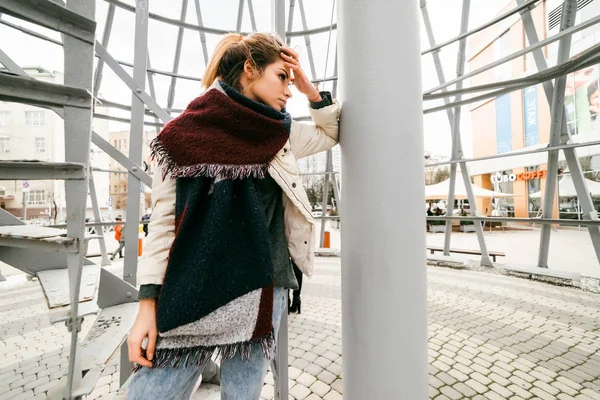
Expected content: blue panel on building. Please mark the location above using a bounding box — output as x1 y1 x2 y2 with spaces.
496 94 512 154
523 86 539 147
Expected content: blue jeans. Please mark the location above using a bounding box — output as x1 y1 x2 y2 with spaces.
126 287 287 400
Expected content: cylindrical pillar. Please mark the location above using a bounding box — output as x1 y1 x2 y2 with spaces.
339 1 429 399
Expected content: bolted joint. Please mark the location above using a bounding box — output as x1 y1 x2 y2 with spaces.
65 316 84 333
518 5 535 15
420 0 427 9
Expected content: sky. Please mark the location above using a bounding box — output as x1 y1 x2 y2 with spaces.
0 0 511 158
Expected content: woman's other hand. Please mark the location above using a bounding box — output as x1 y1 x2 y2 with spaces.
127 299 158 368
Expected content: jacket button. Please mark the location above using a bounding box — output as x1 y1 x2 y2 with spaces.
304 241 308 244
284 148 288 153
292 183 297 188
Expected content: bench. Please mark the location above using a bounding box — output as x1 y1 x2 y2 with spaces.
427 246 505 262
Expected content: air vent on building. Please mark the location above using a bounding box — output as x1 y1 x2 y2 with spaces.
548 0 595 30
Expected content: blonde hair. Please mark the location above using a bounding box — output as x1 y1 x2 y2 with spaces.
201 32 284 91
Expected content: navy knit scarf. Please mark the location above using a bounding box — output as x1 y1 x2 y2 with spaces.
143 81 291 370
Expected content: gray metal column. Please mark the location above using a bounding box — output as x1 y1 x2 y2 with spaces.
538 0 578 268
422 0 493 266
271 2 288 399
192 0 209 66
166 0 187 112
339 0 428 398
93 3 115 98
63 0 95 396
123 0 149 287
89 174 110 266
519 0 600 266
120 0 150 386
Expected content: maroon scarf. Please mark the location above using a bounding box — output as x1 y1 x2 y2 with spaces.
151 81 291 180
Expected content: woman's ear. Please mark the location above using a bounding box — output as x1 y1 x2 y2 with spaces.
243 60 257 80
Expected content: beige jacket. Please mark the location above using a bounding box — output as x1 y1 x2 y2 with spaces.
137 99 341 287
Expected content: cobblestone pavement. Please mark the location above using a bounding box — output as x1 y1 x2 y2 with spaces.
1 258 599 399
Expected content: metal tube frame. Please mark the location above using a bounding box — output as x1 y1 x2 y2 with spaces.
119 0 150 386
424 14 600 95
423 0 493 266
421 0 541 55
61 0 96 397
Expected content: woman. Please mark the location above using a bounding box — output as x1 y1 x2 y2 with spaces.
126 32 340 400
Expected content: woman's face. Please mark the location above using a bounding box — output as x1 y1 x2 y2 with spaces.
242 58 293 111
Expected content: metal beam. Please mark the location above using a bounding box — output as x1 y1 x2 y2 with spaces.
192 0 209 66
0 161 87 180
421 0 540 55
287 24 337 37
88 175 110 266
297 0 317 79
93 3 116 98
285 0 295 46
94 42 172 123
236 0 245 32
95 99 183 117
442 0 493 266
420 0 454 126
0 16 63 45
424 14 600 95
0 17 203 83
93 113 164 128
538 0 578 269
166 0 188 111
424 47 600 113
62 0 95 396
0 72 92 109
0 0 96 44
425 139 600 168
103 0 336 37
0 44 153 193
518 0 600 267
427 215 600 227
120 0 150 387
247 0 257 31
340 0 428 397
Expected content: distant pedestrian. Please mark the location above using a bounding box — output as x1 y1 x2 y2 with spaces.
110 217 124 260
141 214 151 237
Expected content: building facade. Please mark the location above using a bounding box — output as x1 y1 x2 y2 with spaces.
108 130 155 217
0 67 110 221
467 0 600 219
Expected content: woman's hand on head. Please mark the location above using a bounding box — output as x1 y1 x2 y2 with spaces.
280 47 321 102
127 299 158 368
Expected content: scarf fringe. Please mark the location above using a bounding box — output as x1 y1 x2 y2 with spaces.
150 137 269 180
132 333 276 372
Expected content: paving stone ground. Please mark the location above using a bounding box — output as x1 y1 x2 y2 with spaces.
1 257 600 399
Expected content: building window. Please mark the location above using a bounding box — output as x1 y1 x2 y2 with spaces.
27 190 46 206
25 111 45 126
523 86 539 147
493 170 515 217
564 65 600 141
526 166 542 217
0 137 9 153
495 94 513 154
493 31 512 81
35 137 46 153
0 111 9 127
